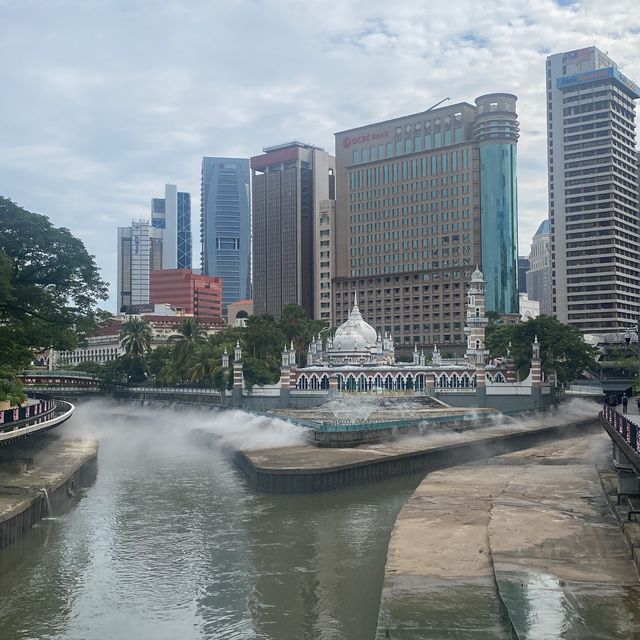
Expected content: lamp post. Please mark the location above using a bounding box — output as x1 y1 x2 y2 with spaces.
624 322 640 396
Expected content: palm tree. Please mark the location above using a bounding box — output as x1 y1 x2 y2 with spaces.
188 348 216 384
170 318 207 381
120 317 152 358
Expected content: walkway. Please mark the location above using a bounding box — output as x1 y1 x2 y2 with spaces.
377 433 640 639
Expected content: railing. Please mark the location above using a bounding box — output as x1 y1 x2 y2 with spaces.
567 384 604 395
601 404 640 457
21 369 98 379
126 386 221 396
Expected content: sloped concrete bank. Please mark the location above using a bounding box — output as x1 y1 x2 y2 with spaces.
236 417 600 494
377 433 640 639
0 435 98 549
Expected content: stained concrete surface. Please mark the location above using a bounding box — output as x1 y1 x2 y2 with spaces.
244 412 598 472
378 433 640 639
0 435 98 523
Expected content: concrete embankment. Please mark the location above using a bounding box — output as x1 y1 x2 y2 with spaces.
237 416 600 493
0 435 98 548
377 433 640 639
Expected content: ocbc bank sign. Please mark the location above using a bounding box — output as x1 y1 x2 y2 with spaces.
342 130 389 149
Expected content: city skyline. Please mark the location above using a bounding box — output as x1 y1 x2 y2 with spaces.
2 1 638 309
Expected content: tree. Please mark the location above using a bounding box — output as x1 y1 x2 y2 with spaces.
279 304 327 362
242 355 280 391
211 366 232 393
120 317 152 358
486 315 598 384
244 315 285 361
170 318 207 380
188 348 216 384
0 197 108 372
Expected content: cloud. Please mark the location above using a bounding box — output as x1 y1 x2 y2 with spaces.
1 0 639 309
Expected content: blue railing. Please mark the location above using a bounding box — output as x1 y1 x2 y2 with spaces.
601 404 640 456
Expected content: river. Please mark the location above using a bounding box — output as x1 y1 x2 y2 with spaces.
0 401 422 640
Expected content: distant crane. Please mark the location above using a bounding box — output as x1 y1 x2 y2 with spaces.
424 97 450 113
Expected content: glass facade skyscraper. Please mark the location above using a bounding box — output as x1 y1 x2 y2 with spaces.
474 94 520 314
177 192 192 269
201 157 251 313
150 184 192 270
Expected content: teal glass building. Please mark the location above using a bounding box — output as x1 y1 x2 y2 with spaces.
474 94 519 314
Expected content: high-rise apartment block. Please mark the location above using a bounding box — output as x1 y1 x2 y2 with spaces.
151 184 192 269
251 142 335 320
116 220 163 312
333 94 519 349
546 47 640 331
526 219 552 316
150 268 222 320
201 157 251 314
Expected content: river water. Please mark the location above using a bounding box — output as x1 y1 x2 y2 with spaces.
0 402 422 640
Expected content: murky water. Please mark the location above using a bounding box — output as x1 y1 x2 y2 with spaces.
0 404 422 640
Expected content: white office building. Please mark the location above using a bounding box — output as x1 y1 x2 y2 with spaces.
546 47 640 332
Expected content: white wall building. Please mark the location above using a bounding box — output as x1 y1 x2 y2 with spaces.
546 46 640 332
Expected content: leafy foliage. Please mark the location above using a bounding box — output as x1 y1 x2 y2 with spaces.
0 368 26 405
486 315 598 383
120 317 152 358
0 197 108 372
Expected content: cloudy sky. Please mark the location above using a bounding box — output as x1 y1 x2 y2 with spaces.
2 0 639 310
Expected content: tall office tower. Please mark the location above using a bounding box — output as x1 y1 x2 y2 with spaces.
518 256 530 294
526 219 552 315
251 142 335 319
315 198 336 324
333 94 519 350
547 47 640 331
151 184 192 270
201 158 251 314
116 220 163 312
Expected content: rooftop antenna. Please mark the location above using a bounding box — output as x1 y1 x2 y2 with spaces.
424 97 450 113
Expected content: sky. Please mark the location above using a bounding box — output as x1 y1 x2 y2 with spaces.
1 0 639 311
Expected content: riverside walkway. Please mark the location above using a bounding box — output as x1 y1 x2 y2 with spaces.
376 432 640 639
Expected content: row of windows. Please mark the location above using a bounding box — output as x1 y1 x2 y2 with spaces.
349 151 471 189
351 129 466 165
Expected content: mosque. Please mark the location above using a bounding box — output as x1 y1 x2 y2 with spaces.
286 268 518 394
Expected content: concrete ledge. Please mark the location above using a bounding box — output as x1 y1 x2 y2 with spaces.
0 437 98 549
237 418 600 493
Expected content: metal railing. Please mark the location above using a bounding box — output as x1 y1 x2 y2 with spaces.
601 404 640 456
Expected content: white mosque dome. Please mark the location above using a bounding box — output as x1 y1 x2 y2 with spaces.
471 267 484 282
333 298 378 350
333 322 368 352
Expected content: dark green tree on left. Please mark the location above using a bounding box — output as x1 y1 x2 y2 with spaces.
0 197 109 372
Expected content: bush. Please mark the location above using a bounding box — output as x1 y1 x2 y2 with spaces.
0 370 26 406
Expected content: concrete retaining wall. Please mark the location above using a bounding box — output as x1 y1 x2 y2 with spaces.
0 452 97 550
236 418 599 494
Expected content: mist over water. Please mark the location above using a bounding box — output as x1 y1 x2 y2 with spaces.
64 399 308 451
0 401 422 640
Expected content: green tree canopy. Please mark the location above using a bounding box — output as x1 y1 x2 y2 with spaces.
486 315 598 384
0 197 108 371
279 304 327 359
120 317 152 358
244 315 285 360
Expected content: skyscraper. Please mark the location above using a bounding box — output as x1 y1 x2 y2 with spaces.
116 220 163 312
251 142 335 319
526 219 552 316
333 94 519 350
151 184 192 270
201 158 251 314
546 47 640 331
